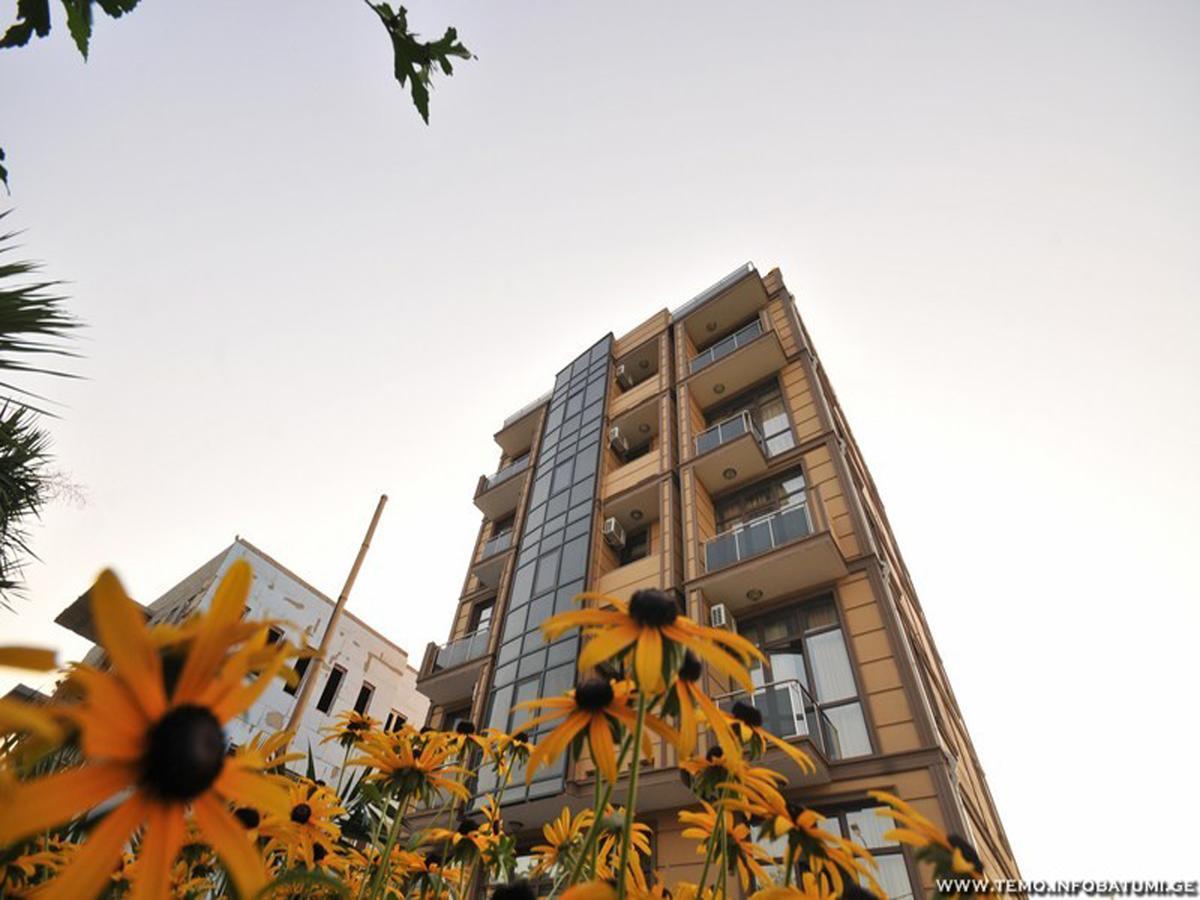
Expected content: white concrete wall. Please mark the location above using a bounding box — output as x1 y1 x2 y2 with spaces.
143 540 429 783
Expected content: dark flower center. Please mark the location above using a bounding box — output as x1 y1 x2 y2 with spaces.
731 700 763 728
455 720 476 735
785 801 803 820
949 834 983 871
842 882 877 900
679 652 702 682
629 589 679 628
233 807 260 829
291 803 312 824
705 745 724 762
313 842 328 863
574 678 615 711
348 720 369 732
491 879 537 900
512 731 529 744
141 704 225 800
458 816 480 836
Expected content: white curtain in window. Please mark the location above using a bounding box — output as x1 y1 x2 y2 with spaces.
805 629 857 702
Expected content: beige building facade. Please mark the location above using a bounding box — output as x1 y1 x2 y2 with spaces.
417 264 1019 895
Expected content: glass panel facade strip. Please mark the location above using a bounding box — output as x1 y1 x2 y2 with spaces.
486 335 613 805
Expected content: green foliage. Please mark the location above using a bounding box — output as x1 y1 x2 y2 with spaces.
365 1 473 124
0 214 77 605
0 0 472 189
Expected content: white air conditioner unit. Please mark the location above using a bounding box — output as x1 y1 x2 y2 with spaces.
608 426 629 456
709 603 734 631
602 517 626 550
615 364 635 390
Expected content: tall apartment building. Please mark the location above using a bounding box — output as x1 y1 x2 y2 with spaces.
415 264 1018 895
56 537 429 782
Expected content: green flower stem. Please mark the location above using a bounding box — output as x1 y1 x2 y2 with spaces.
695 826 719 896
357 785 394 900
335 741 353 799
370 790 413 900
562 736 634 889
616 692 649 897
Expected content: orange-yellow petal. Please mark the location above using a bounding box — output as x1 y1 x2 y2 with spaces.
37 793 147 900
587 715 618 783
89 570 166 719
0 762 135 844
0 646 57 670
192 791 268 899
634 627 663 693
213 762 290 816
0 697 63 743
172 560 252 705
131 801 186 900
577 623 639 672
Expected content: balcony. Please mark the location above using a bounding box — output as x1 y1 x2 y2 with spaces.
686 316 787 410
696 487 847 611
494 392 548 457
416 627 491 706
472 531 513 589
474 456 531 520
714 678 833 780
691 411 769 492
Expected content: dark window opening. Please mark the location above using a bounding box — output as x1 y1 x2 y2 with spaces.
282 655 311 696
266 626 284 645
384 710 407 732
315 664 346 713
472 599 495 631
354 681 374 715
619 528 651 566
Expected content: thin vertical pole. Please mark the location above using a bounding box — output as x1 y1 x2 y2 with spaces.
283 494 388 743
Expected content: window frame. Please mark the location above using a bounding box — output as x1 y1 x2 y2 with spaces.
315 664 347 714
354 680 375 715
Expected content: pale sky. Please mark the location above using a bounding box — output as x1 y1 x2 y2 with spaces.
1 0 1197 882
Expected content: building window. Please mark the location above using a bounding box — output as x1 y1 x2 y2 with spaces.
443 706 472 733
266 626 284 645
384 710 407 732
282 655 311 696
619 528 650 566
705 378 796 456
737 595 872 759
821 807 916 899
315 664 346 713
354 681 374 715
472 599 495 632
715 467 806 532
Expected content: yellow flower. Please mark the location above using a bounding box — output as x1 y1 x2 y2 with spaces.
516 678 678 783
730 785 880 896
562 882 618 900
0 645 62 744
261 778 346 871
724 699 817 776
320 708 379 748
869 790 985 884
530 806 593 875
0 562 292 900
679 801 774 891
349 726 471 803
666 651 741 760
544 589 764 694
680 744 786 806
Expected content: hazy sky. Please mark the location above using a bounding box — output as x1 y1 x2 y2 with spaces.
2 0 1197 882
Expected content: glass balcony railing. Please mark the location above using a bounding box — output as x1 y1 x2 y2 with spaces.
484 456 529 490
689 318 765 374
704 501 814 572
433 627 490 672
695 410 765 457
480 530 513 558
716 678 838 761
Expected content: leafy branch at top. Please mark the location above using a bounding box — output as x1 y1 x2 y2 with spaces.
0 0 473 189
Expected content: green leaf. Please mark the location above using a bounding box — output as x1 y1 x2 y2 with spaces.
59 0 92 58
366 2 473 124
0 0 51 49
305 740 317 781
0 148 8 194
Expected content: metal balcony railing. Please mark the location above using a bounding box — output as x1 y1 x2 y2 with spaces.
695 410 765 457
689 317 765 374
704 500 814 573
433 627 490 672
480 530 513 559
715 678 838 761
483 455 529 490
